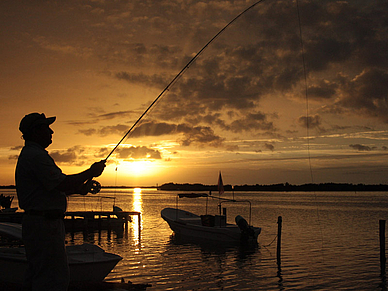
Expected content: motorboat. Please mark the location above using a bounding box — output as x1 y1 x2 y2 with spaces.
162 173 261 244
161 174 261 244
0 222 122 284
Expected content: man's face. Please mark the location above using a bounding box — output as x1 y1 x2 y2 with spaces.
34 124 54 148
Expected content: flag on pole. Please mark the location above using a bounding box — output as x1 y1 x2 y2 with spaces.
218 171 224 196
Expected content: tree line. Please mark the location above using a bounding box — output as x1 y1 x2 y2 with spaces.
158 182 388 192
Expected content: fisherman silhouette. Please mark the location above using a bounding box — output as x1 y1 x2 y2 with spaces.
15 112 105 291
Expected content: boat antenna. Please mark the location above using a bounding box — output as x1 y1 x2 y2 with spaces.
104 0 266 161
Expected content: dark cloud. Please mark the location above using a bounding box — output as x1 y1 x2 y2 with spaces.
178 126 224 147
79 124 129 137
298 114 325 132
77 119 226 148
98 124 129 137
307 80 337 100
337 68 388 123
95 110 138 120
132 121 225 147
223 111 274 133
349 144 376 151
131 121 179 137
264 143 275 151
49 146 87 166
115 72 171 89
95 1 388 140
116 146 162 160
10 146 22 151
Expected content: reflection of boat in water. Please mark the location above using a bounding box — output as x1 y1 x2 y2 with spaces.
0 222 122 284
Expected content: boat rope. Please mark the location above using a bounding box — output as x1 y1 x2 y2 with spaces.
103 0 267 161
261 234 278 247
147 220 167 230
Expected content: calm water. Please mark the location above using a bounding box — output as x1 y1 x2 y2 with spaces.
3 188 388 290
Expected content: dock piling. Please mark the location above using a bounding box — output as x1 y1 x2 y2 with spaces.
380 219 386 276
277 216 282 267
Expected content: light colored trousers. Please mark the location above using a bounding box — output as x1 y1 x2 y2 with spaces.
22 214 69 291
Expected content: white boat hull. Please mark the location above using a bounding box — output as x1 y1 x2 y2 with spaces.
0 243 122 284
161 208 261 243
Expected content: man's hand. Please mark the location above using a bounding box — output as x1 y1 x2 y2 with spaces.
89 160 106 177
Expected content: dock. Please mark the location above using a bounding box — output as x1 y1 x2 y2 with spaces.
65 211 141 232
0 211 141 232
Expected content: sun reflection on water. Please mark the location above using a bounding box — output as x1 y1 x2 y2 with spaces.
132 188 143 248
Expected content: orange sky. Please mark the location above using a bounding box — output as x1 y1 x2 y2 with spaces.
1 0 388 187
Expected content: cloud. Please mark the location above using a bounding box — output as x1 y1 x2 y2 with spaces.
264 143 275 151
115 146 162 160
349 144 376 152
130 121 179 137
95 110 138 120
10 146 23 151
225 112 274 133
8 155 18 160
115 72 171 89
178 126 224 147
132 121 225 147
49 146 87 166
337 68 388 123
79 124 129 137
307 80 337 100
298 114 325 132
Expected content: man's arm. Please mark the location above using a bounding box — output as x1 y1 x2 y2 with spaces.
56 160 106 194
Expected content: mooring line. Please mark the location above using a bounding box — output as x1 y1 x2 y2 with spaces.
262 234 278 248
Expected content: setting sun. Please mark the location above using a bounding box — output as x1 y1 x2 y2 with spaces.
119 160 157 177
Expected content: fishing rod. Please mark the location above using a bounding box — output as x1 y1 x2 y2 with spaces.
104 0 266 161
83 0 266 195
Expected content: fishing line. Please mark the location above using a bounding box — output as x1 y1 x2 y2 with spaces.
103 0 267 162
296 0 325 264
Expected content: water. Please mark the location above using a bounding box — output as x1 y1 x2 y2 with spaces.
2 188 388 290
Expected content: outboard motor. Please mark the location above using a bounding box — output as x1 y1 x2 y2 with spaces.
235 215 255 241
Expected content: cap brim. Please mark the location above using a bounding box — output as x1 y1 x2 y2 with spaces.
34 116 56 127
46 116 56 125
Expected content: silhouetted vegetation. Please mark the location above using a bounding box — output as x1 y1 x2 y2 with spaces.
2 183 388 192
159 182 388 192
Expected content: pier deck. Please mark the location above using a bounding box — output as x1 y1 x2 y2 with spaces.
0 211 141 232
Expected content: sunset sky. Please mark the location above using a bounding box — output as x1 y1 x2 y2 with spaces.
1 0 388 187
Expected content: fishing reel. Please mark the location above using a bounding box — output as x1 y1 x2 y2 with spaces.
79 179 102 195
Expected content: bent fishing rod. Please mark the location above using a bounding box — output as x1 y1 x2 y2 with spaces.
104 0 266 161
83 0 266 195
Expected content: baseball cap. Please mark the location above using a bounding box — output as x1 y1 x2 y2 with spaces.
19 113 56 134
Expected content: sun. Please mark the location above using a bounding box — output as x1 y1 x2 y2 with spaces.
119 160 156 177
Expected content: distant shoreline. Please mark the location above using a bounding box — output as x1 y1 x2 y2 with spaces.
2 183 388 192
5 182 388 192
158 182 388 192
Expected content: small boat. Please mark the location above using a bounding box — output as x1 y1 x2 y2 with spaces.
0 222 122 284
161 173 261 244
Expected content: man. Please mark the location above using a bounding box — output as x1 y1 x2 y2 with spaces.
15 112 106 291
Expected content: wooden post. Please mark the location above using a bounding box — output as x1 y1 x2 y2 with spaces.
380 220 386 276
138 213 141 233
277 216 282 267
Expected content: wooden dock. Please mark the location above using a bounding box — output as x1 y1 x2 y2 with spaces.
65 211 141 232
0 211 141 232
